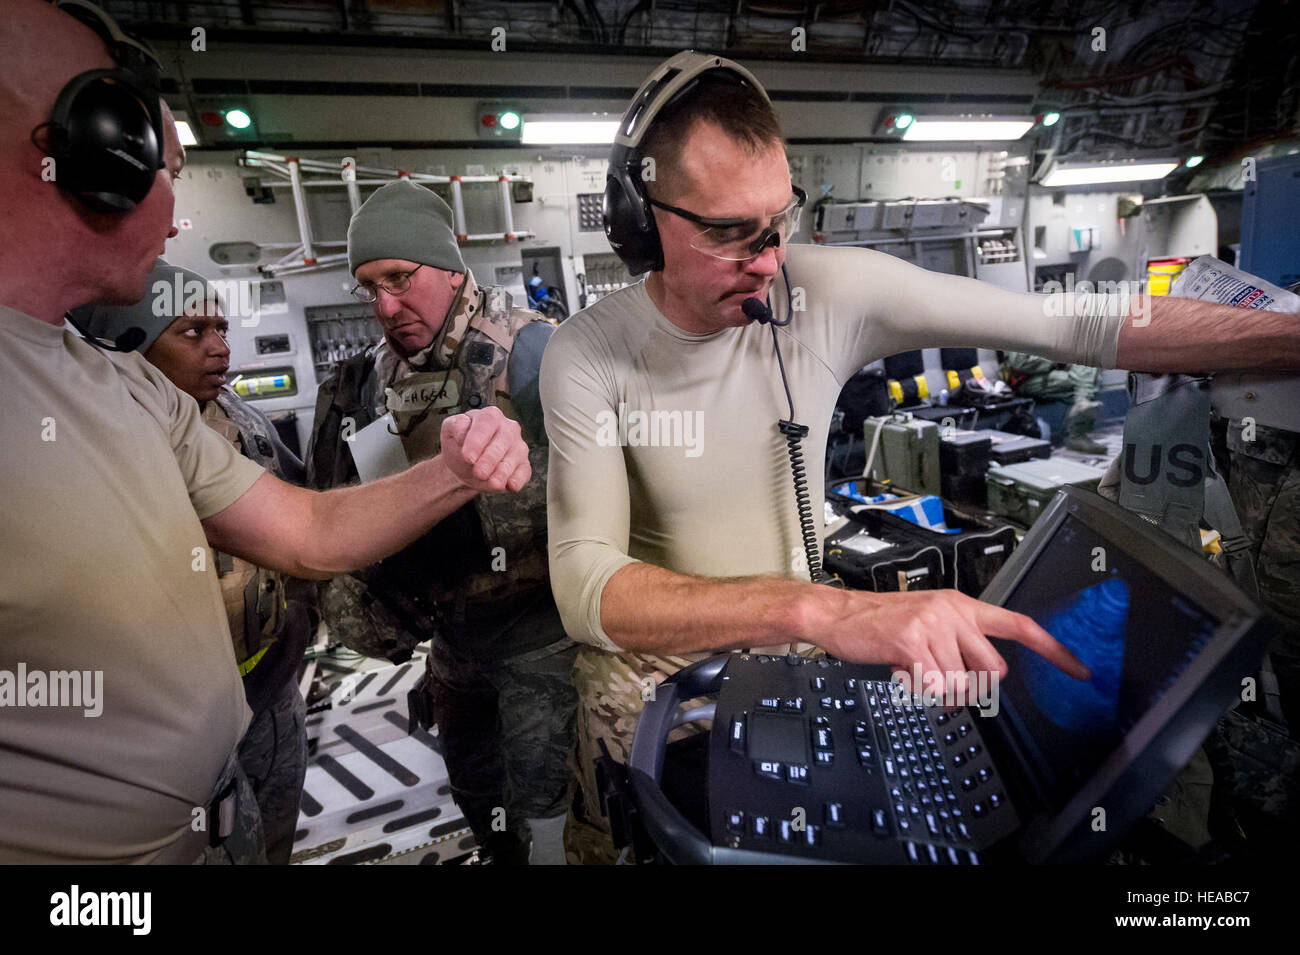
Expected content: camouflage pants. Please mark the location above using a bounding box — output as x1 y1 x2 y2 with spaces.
1204 708 1300 854
1211 420 1300 857
565 647 713 865
1225 420 1300 721
196 755 267 865
237 676 308 865
426 635 579 865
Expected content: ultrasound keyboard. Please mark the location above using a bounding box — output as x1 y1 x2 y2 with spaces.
707 652 1021 864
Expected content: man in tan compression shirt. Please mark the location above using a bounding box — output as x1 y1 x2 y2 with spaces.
538 58 1300 863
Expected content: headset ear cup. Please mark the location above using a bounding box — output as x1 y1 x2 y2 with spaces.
603 175 642 274
602 167 663 276
46 70 160 214
45 74 88 196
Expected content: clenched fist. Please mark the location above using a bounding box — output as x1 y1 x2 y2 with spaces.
440 406 532 493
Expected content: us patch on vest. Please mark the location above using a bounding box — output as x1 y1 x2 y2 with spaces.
468 341 496 366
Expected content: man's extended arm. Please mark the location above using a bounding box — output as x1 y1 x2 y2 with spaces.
1116 294 1300 373
540 307 1088 689
203 406 529 579
599 559 1084 684
827 248 1300 378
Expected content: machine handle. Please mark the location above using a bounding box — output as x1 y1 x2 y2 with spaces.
624 654 730 864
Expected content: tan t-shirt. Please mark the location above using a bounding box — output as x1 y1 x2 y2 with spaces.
0 304 265 863
540 243 1126 654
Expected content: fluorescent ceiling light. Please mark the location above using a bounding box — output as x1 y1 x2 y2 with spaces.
1040 161 1179 187
174 119 198 146
901 116 1034 141
520 114 619 145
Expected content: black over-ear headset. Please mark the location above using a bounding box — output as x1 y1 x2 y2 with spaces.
34 0 165 214
603 50 771 276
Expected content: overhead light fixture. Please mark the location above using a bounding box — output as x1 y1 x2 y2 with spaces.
900 115 1035 142
1184 155 1205 168
1040 160 1179 187
1040 111 1061 128
520 113 619 145
170 108 198 146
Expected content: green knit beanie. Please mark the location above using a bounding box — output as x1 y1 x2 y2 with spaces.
347 180 467 276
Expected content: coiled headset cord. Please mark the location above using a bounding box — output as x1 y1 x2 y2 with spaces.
742 264 823 585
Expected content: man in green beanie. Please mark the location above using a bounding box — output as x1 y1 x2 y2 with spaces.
75 258 315 864
307 179 578 865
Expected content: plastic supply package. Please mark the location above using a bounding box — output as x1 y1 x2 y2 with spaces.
1171 256 1300 432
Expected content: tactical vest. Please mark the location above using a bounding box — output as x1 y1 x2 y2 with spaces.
204 388 306 675
307 281 553 642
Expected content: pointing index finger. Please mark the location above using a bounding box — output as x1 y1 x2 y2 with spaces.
973 602 1090 680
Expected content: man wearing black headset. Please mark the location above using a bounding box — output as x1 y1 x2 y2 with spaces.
0 0 532 863
539 51 1300 862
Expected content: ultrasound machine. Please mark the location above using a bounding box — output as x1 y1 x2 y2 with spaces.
617 487 1278 864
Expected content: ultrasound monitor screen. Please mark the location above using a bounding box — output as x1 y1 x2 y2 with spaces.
993 513 1220 809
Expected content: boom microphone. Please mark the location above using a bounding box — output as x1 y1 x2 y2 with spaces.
64 309 147 352
742 297 773 324
743 285 795 327
112 326 147 351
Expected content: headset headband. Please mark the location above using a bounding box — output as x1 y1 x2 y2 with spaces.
612 50 770 154
53 0 162 87
603 50 773 275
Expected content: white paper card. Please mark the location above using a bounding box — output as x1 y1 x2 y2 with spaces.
348 412 410 483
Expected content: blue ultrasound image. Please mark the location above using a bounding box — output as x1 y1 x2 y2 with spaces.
1015 574 1130 735
997 515 1220 806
